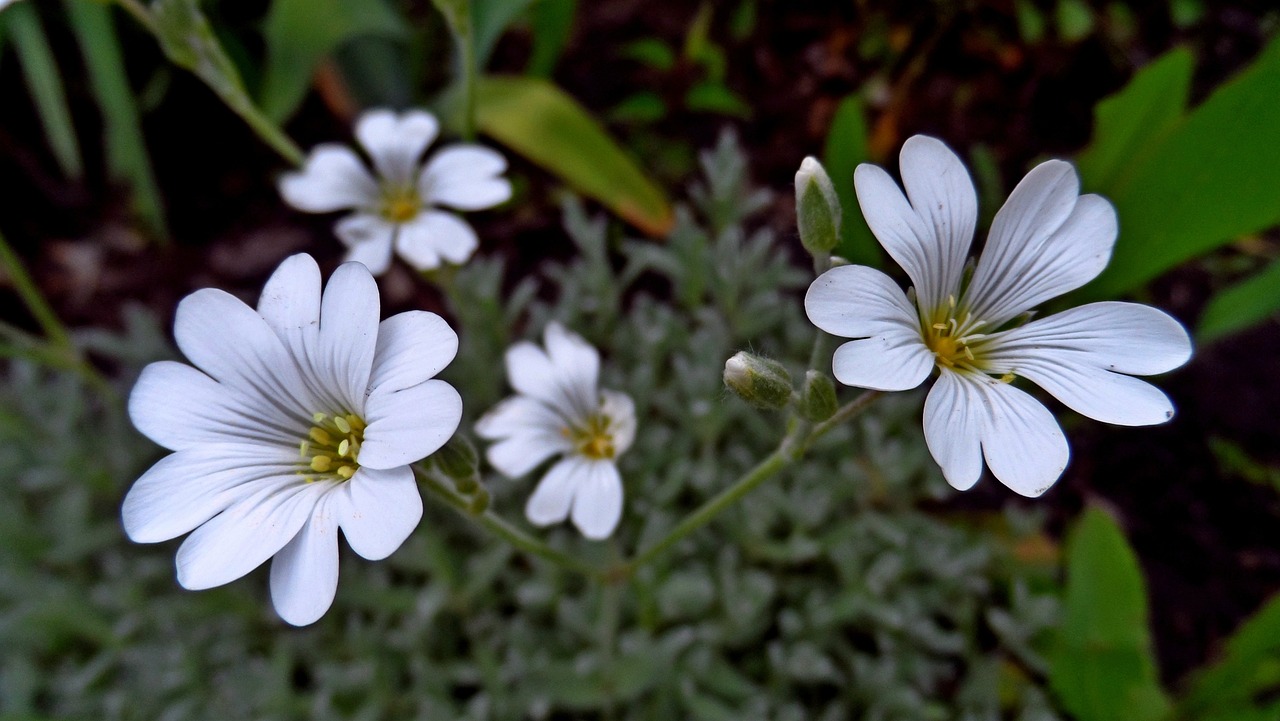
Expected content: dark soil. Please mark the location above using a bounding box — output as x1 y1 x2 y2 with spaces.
1 0 1277 688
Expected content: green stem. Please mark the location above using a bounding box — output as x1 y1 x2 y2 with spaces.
415 465 605 578
806 390 883 450
0 231 71 350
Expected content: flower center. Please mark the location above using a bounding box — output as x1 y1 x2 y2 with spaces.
564 414 616 461
921 297 991 373
380 188 421 223
300 412 366 482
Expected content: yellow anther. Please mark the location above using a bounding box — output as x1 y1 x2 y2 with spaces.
338 439 350 457
313 412 327 423
1000 372 1016 383
336 465 356 480
310 427 332 445
299 440 310 457
932 323 948 331
311 455 332 472
334 416 351 434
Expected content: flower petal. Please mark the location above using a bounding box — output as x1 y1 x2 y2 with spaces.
122 444 299 543
922 371 984 491
129 361 299 451
484 431 570 478
601 390 637 455
525 457 581 527
396 211 479 269
173 289 315 420
964 160 1080 322
257 254 322 363
830 333 934 391
336 214 396 276
985 302 1193 376
279 144 378 213
358 379 462 470
853 136 976 311
355 109 439 184
316 262 380 413
804 264 920 339
543 322 601 418
269 503 339 626
978 380 1070 497
1010 360 1176 426
571 460 623 540
420 145 512 210
475 395 571 477
368 311 458 396
332 464 422 560
175 480 327 590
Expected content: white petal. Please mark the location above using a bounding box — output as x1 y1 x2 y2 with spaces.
571 460 623 540
1010 360 1176 426
978 381 1070 497
355 109 439 184
316 262 380 413
543 322 601 418
525 457 581 527
331 464 422 560
175 480 326 590
358 379 462 470
395 211 479 269
173 289 315 420
601 389 637 455
922 371 984 491
128 361 299 451
830 333 934 391
964 160 1079 321
804 265 921 339
122 444 298 543
985 302 1193 376
475 395 567 439
420 145 512 210
964 195 1115 324
279 144 378 213
484 430 570 478
269 503 340 626
853 136 976 311
257 254 321 363
339 218 396 276
368 311 459 396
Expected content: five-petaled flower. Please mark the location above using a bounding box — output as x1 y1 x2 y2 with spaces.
123 254 463 625
279 109 511 275
805 136 1192 497
476 323 636 540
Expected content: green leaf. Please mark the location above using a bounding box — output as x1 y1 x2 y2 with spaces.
473 0 537 68
610 92 666 124
1197 256 1280 344
3 2 83 178
1080 36 1280 298
475 75 673 235
64 0 168 239
684 82 750 118
259 0 405 123
1056 0 1094 42
1076 47 1193 192
526 0 576 77
822 93 880 266
1177 593 1280 720
1049 507 1171 721
621 38 676 71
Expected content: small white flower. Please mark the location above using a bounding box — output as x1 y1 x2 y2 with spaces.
805 136 1192 497
123 254 463 625
279 109 511 275
475 323 636 540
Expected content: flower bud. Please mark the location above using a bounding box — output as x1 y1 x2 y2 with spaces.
724 351 793 410
434 435 480 487
795 157 842 256
798 370 838 422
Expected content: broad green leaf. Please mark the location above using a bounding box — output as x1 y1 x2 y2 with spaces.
259 0 405 123
526 0 576 77
822 93 880 266
3 2 82 178
1076 47 1192 191
474 0 537 68
1177 593 1280 720
64 0 168 239
475 75 673 235
1049 507 1171 721
1198 256 1280 344
1080 36 1280 298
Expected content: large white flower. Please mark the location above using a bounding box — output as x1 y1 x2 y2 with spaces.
475 323 636 540
804 136 1192 497
279 109 511 275
123 254 463 625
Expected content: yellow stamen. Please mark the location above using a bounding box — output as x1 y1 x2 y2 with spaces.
299 411 366 483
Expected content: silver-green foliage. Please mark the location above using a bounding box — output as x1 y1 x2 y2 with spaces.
0 134 1060 720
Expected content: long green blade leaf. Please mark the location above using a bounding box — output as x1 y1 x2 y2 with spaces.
1197 256 1280 344
822 93 879 267
1177 593 1280 721
4 2 83 178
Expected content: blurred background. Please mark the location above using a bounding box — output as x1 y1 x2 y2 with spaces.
1 1 1279 719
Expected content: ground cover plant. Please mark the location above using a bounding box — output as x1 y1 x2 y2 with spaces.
1 1 1279 720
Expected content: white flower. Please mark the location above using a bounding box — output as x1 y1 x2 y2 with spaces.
279 109 511 275
804 136 1192 497
122 254 463 625
475 323 636 540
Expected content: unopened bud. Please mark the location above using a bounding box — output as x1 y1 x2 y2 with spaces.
724 351 793 410
795 157 842 256
434 435 479 484
798 370 838 422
